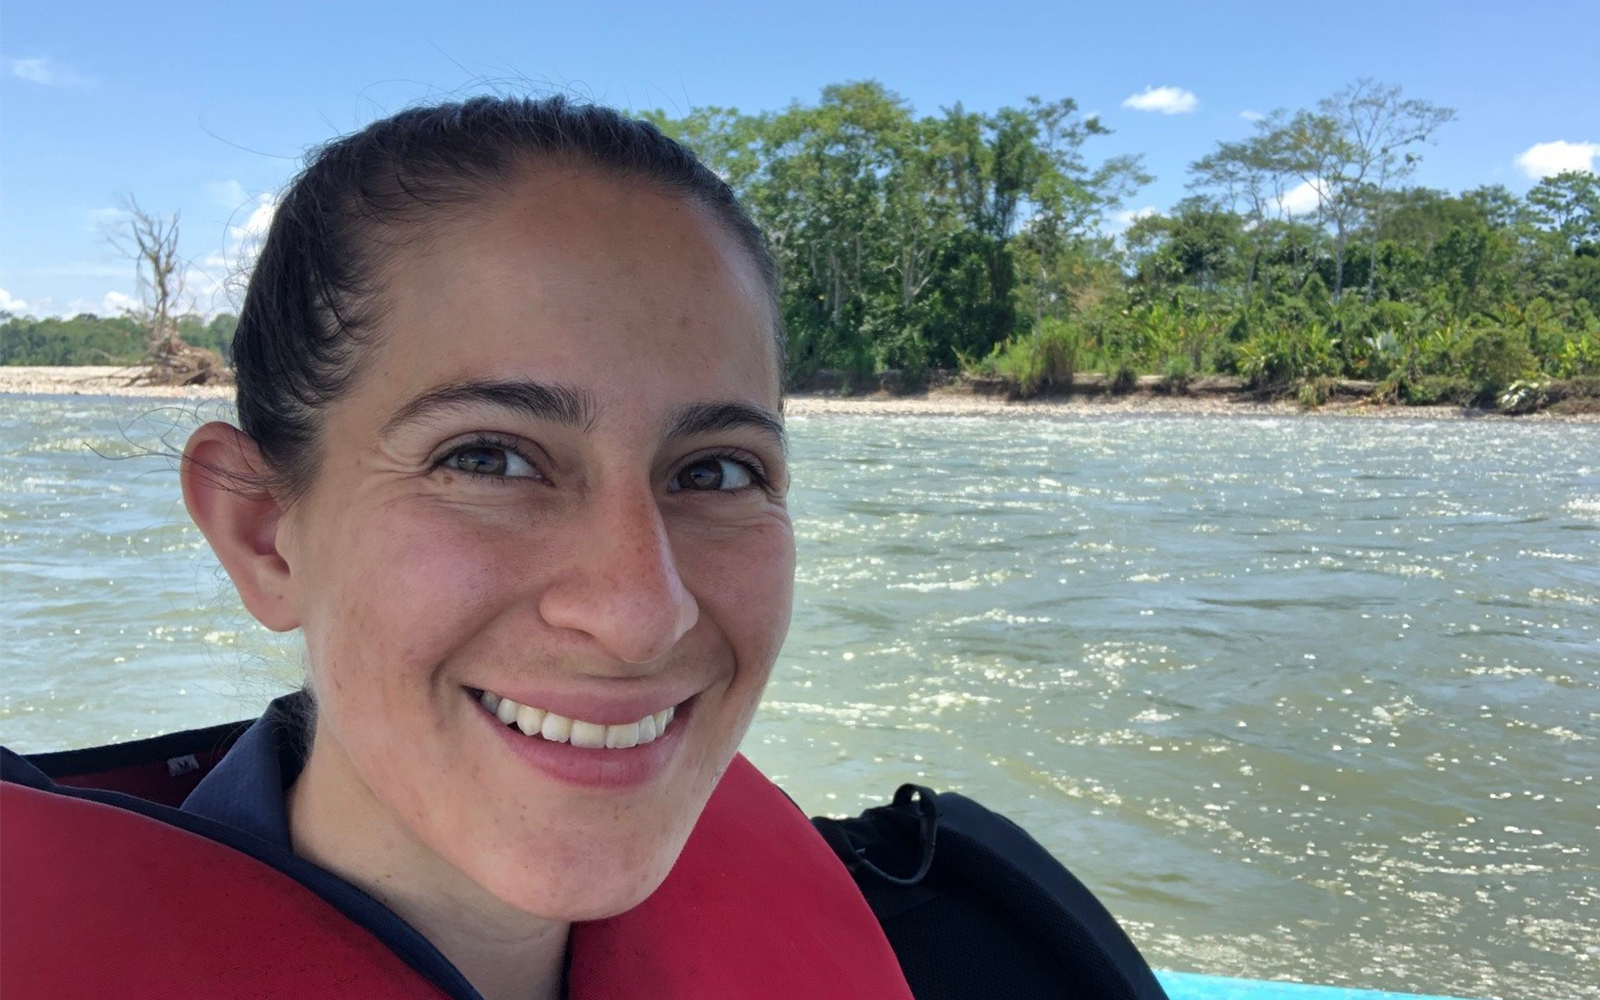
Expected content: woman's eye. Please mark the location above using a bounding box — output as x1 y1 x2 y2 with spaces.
445 445 538 479
672 457 754 492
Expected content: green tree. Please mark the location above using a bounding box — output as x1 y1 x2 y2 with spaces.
1189 132 1296 305
1 313 145 365
1249 81 1454 305
1125 200 1247 296
1527 171 1600 252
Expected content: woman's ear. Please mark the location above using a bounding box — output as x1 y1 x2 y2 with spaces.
181 421 301 632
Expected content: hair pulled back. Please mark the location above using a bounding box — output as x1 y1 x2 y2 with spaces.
232 95 780 498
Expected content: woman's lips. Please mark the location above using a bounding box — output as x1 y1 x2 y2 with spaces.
468 686 692 789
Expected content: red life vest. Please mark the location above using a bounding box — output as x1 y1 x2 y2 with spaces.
1 753 914 1000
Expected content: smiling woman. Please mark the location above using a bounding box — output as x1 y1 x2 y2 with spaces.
0 97 1162 1000
198 155 799 963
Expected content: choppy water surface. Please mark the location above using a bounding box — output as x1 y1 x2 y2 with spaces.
3 394 1597 999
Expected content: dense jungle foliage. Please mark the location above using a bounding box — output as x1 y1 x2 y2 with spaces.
6 79 1597 408
0 312 236 367
646 79 1599 404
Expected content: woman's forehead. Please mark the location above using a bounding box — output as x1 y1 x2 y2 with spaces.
359 173 781 417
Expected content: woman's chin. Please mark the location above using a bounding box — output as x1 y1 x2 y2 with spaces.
441 816 691 923
490 858 677 923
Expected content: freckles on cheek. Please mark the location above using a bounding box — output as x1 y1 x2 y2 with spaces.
693 527 795 666
321 518 510 676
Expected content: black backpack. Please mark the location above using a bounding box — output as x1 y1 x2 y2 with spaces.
813 786 1170 1000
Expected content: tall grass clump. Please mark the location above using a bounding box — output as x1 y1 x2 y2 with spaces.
983 318 1082 397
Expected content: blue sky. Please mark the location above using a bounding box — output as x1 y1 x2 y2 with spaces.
2 0 1597 318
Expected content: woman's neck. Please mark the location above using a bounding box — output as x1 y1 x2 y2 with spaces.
288 731 569 1000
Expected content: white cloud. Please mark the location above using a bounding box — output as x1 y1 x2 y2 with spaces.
0 292 138 319
9 58 52 84
1276 180 1322 216
188 185 280 314
1240 109 1264 122
1515 140 1600 179
236 195 278 246
1121 86 1198 115
8 56 94 88
100 290 137 315
1109 206 1158 233
206 180 249 208
86 205 128 234
226 190 278 279
186 253 230 313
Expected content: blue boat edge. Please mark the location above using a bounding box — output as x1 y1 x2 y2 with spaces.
1156 970 1482 1000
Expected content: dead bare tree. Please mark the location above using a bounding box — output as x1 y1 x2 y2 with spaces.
110 197 187 354
108 196 228 385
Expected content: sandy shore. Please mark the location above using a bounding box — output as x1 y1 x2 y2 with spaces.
4 365 1595 422
0 366 236 400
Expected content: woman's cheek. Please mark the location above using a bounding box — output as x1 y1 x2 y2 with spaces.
319 510 525 676
687 515 796 671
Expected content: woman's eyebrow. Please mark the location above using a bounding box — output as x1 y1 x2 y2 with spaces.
664 401 787 451
380 380 784 450
381 378 597 437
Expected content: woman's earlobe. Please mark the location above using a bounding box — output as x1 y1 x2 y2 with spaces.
181 421 301 632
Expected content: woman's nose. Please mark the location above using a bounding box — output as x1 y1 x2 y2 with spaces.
536 487 699 667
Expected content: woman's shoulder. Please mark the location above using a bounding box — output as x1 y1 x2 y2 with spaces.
1 723 482 998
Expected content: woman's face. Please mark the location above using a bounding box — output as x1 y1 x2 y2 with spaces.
275 169 794 920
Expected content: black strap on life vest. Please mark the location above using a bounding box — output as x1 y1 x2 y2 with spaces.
814 786 1170 1000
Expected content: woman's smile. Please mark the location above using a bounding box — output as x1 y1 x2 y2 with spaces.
469 686 697 789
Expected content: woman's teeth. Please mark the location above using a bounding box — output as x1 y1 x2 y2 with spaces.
478 690 675 749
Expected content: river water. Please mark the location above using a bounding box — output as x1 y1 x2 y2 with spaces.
3 394 1596 999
